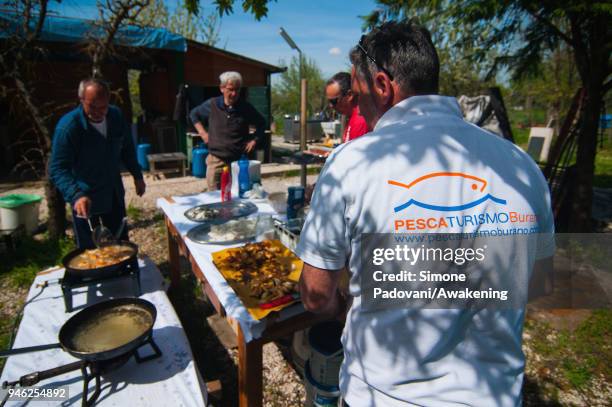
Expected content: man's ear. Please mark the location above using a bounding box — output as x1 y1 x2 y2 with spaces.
372 71 394 109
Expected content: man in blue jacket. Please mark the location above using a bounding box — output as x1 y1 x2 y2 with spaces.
50 78 146 249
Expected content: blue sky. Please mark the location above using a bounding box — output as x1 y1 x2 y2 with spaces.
50 0 380 80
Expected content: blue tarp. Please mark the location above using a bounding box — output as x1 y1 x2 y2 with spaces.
0 12 187 52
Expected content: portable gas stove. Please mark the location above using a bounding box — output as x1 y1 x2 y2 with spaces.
61 258 141 312
2 334 161 407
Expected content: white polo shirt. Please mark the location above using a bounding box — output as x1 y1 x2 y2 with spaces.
296 95 554 406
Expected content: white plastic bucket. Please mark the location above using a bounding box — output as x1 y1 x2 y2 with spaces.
308 321 344 387
304 360 340 407
0 194 42 235
291 328 310 377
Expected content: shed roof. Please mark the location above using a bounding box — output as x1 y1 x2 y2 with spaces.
0 11 187 52
187 40 285 73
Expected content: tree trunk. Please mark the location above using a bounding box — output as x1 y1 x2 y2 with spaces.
567 12 608 232
45 160 66 239
569 84 602 232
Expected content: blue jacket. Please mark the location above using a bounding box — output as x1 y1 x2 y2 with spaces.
49 105 143 215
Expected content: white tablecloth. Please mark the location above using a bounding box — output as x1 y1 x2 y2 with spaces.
0 257 207 406
156 191 306 342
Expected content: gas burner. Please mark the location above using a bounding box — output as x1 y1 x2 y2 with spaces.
61 259 141 312
79 335 162 406
2 335 162 407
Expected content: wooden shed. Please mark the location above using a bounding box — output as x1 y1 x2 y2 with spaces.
138 40 284 162
0 12 284 177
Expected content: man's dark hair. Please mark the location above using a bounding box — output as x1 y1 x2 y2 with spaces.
349 21 439 95
326 72 352 95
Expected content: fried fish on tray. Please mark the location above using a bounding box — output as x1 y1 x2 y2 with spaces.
212 240 300 303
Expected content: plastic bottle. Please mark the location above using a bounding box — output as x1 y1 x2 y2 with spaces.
287 186 305 220
238 155 251 198
220 165 232 201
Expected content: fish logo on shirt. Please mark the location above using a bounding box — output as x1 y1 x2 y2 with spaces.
388 172 506 213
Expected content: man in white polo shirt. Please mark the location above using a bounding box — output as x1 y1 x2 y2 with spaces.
296 21 554 406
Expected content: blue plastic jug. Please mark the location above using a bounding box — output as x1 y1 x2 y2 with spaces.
238 155 251 198
192 147 208 178
137 144 151 171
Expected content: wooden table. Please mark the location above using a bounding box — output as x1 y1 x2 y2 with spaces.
160 197 327 407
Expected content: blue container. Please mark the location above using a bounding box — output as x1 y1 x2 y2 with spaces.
600 114 612 129
238 155 251 197
287 186 305 220
137 143 151 171
192 147 208 178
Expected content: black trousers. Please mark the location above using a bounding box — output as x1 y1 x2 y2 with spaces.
72 191 128 249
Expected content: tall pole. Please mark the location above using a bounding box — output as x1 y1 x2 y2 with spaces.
300 75 308 188
279 28 307 188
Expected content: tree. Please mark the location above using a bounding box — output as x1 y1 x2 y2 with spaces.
509 42 579 134
271 55 326 131
184 0 273 20
138 0 222 46
0 0 67 238
88 0 151 79
365 1 611 232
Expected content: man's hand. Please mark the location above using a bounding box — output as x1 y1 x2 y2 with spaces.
244 139 256 154
134 178 146 196
299 263 344 317
194 122 208 144
73 196 92 218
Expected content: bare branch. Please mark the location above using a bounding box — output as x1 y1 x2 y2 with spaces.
31 0 49 41
604 79 612 95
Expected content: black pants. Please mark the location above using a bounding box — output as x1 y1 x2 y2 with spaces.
72 192 128 249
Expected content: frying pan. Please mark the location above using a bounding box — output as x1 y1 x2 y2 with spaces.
61 241 139 280
0 298 157 400
0 297 156 361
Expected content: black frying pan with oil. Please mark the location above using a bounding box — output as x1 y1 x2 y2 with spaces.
0 297 156 361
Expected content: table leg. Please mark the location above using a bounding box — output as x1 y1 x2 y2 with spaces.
165 216 181 289
238 325 263 407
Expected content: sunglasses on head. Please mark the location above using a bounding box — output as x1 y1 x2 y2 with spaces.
357 35 395 82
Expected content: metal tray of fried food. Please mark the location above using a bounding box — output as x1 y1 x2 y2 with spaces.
184 200 258 223
186 218 258 244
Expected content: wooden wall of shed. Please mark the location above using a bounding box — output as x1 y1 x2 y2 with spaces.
184 46 268 87
30 60 132 126
1 48 132 177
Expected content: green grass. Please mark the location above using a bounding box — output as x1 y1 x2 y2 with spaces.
508 108 612 187
281 166 322 178
0 234 74 373
526 310 611 391
594 137 612 188
0 235 74 287
127 204 144 222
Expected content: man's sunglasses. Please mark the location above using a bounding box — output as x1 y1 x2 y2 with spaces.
328 96 341 106
357 35 394 82
328 90 350 107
